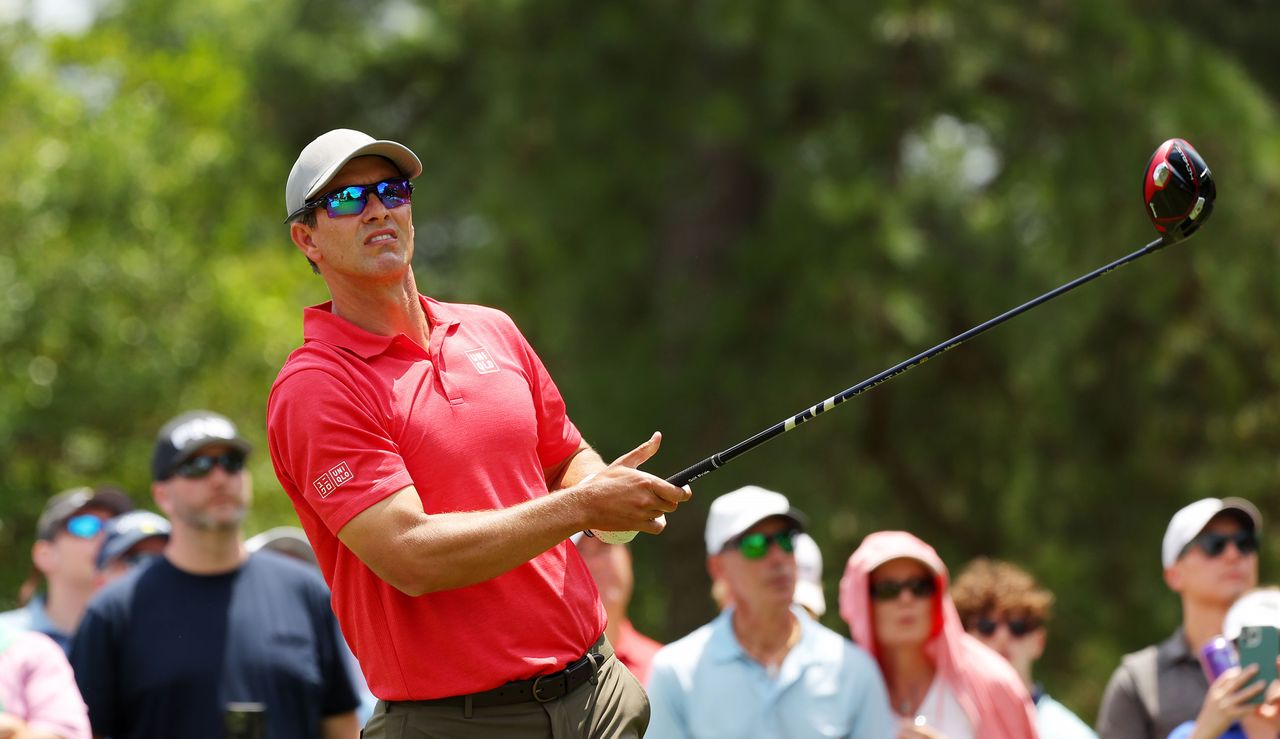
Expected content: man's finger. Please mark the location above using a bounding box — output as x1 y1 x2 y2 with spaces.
611 432 661 469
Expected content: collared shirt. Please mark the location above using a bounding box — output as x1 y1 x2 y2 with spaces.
1096 626 1208 739
614 619 662 685
1035 691 1097 739
646 606 893 739
267 296 600 701
0 596 70 653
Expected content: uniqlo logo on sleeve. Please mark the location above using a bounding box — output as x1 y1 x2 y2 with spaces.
330 462 353 486
465 347 499 374
312 461 354 499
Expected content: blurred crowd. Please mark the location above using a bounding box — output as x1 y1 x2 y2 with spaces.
0 407 1272 738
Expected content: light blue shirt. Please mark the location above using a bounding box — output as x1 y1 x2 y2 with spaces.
1037 693 1098 739
0 595 69 653
646 606 893 739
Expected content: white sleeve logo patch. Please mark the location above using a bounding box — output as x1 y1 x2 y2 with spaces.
313 461 353 499
465 347 499 374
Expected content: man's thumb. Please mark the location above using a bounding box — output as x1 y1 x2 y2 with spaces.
612 431 661 469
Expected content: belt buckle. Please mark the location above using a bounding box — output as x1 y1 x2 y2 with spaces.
532 674 556 703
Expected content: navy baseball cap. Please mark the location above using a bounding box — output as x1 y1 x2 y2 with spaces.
36 486 134 540
97 511 171 569
151 410 251 481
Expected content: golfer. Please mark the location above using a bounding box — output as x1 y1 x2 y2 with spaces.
267 128 691 737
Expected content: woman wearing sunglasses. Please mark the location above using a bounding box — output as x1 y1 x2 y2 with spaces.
839 531 1039 739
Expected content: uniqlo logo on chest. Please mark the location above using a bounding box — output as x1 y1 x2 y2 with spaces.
313 461 354 499
466 347 499 374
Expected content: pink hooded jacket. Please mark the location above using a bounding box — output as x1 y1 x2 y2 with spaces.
839 531 1039 739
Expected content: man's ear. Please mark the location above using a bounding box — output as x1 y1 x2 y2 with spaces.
707 553 723 581
290 222 322 266
1163 564 1183 593
1029 628 1047 661
152 481 173 518
31 539 58 577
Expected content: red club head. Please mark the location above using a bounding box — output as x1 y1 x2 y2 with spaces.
1144 138 1215 244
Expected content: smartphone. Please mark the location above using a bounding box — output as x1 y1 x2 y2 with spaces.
1235 625 1279 704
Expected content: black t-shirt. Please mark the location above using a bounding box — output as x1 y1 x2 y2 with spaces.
70 551 359 739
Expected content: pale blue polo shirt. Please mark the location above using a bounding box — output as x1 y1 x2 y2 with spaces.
646 606 893 739
0 595 69 653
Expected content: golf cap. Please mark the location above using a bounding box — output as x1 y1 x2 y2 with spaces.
1162 497 1262 569
285 128 423 218
151 410 251 481
1224 589 1280 641
793 532 826 617
96 511 171 569
36 486 134 540
705 485 808 555
246 526 317 567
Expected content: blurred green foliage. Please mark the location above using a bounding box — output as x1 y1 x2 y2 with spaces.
2 0 1279 721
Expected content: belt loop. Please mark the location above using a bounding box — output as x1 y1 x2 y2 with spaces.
587 651 602 686
464 694 474 719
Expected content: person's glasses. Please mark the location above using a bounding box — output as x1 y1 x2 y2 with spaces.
290 177 414 220
175 451 247 479
869 576 937 601
729 529 799 560
970 616 1041 638
1183 530 1259 559
64 514 105 539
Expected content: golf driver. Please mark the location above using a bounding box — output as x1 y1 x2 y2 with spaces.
595 138 1215 544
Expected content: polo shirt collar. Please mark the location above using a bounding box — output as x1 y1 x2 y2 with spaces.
1157 625 1197 667
707 605 815 665
301 295 460 359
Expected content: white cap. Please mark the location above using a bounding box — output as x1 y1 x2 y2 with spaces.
285 128 423 218
704 485 807 555
246 526 317 566
1224 589 1280 641
793 532 826 616
1161 497 1262 569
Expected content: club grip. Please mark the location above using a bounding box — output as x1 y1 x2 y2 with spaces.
666 457 718 488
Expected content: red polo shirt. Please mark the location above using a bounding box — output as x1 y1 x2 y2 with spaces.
266 296 604 701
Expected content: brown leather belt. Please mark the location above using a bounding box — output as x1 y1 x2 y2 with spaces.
392 637 610 710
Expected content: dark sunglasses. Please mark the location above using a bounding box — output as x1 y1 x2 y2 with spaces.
174 451 247 479
970 616 1041 638
64 514 105 539
869 576 937 601
288 177 414 220
729 529 799 560
1183 530 1259 559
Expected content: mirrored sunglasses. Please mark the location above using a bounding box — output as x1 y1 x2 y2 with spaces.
729 529 799 560
175 451 247 479
64 514 105 539
869 576 937 601
1183 530 1258 559
971 616 1041 638
290 177 414 220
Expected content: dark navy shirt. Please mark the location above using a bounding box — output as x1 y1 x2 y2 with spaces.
70 550 358 739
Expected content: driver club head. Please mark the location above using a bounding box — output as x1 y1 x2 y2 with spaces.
1144 138 1215 244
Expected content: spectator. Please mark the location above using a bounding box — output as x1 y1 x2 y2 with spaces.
0 487 133 653
70 410 360 739
268 128 688 737
0 623 91 739
245 525 378 725
951 557 1096 739
570 531 663 684
1167 587 1280 739
1097 498 1261 739
793 532 826 619
94 511 170 589
647 486 893 738
839 531 1039 739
